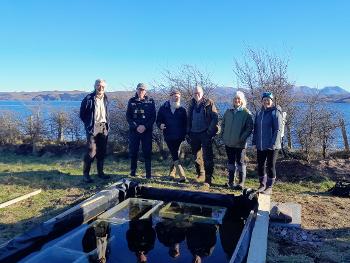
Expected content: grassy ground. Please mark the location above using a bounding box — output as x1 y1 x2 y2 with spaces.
0 152 349 262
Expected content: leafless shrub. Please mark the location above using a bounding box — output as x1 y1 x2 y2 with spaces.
48 110 70 142
296 94 340 161
233 47 296 148
0 111 22 145
21 109 47 154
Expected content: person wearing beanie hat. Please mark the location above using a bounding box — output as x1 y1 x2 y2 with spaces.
126 82 156 179
156 88 187 182
252 91 283 195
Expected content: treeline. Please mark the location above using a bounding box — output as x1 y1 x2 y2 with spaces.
0 48 349 162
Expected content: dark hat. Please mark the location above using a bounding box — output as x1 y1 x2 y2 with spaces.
262 92 273 100
170 89 181 96
137 83 147 90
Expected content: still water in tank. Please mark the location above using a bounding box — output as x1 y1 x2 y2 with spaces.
21 199 245 263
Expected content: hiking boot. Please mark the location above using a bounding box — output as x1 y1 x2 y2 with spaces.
168 163 176 179
195 175 205 183
97 172 110 179
257 175 267 193
224 182 234 188
83 175 93 183
174 160 187 182
233 184 243 191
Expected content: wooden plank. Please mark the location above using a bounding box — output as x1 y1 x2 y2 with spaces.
247 193 271 263
0 189 42 209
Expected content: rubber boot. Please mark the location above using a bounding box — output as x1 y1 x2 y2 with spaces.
174 160 187 183
83 158 93 183
257 175 267 193
97 159 110 179
225 164 235 188
145 158 152 179
130 157 137 177
262 177 276 195
168 163 176 179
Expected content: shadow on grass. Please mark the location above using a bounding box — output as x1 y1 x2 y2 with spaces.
0 170 127 191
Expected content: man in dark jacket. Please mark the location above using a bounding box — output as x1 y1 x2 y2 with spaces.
80 79 110 183
156 89 187 182
126 83 156 178
187 85 219 187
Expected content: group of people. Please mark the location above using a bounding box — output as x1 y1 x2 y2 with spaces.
80 79 283 195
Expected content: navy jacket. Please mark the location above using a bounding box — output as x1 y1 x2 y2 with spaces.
126 93 156 132
156 101 187 141
252 106 283 150
80 91 110 135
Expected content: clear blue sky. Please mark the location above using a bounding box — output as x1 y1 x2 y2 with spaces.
0 0 349 92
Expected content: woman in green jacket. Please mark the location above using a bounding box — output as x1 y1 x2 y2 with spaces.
221 91 253 189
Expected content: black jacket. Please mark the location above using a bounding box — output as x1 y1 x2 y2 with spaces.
126 93 156 132
156 101 187 141
80 91 110 135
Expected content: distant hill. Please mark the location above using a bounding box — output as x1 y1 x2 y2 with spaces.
0 85 349 103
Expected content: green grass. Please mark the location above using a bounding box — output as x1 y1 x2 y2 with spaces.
0 152 335 244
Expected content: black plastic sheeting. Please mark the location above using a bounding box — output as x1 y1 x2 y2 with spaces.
0 179 257 263
0 179 138 263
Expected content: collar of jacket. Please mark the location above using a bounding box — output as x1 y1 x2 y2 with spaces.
191 97 210 107
134 92 149 101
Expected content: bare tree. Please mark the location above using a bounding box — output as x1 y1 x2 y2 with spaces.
233 47 296 149
48 110 70 143
296 94 340 161
156 64 218 106
108 99 130 152
0 111 22 145
22 109 47 154
66 109 85 142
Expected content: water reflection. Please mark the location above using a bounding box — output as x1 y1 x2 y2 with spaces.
155 220 187 258
186 223 218 263
82 221 111 263
126 218 156 263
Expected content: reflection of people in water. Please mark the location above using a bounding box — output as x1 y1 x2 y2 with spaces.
219 209 245 260
126 218 156 263
155 220 186 258
82 220 111 263
186 223 218 263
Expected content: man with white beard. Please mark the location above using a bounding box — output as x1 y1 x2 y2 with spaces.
156 89 187 182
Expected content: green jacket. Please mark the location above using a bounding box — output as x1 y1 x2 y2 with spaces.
221 107 253 148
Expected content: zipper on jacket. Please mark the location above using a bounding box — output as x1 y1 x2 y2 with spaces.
260 111 264 150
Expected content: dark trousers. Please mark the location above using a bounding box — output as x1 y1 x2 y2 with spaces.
166 139 183 162
129 130 152 177
225 146 246 170
257 150 279 179
190 131 214 184
83 123 108 176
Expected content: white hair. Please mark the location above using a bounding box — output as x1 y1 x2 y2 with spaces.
94 79 106 88
194 85 203 93
233 90 247 108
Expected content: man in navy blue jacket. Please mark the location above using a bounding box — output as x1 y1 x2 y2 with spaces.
80 79 110 183
126 83 156 178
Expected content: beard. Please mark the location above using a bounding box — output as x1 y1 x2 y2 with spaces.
170 100 181 109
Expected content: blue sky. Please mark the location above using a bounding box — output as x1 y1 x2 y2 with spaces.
0 0 349 92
